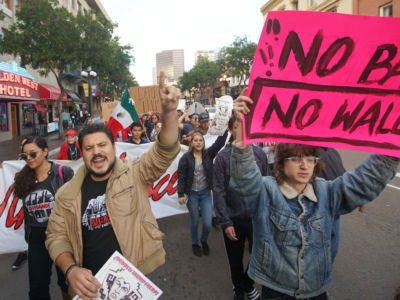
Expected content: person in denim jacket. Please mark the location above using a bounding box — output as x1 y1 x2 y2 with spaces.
229 91 400 300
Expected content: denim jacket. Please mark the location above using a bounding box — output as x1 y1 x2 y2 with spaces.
230 145 399 298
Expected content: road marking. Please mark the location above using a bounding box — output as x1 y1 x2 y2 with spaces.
387 184 400 191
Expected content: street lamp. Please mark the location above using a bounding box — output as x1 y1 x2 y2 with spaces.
81 67 97 115
219 74 230 96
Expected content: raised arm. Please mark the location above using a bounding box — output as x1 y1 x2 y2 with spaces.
206 130 228 159
329 154 399 215
158 71 179 146
136 71 181 185
229 90 265 215
178 112 187 130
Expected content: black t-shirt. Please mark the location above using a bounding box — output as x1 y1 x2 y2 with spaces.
24 176 55 228
81 174 121 275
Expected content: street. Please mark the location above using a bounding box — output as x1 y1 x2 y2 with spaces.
0 138 399 300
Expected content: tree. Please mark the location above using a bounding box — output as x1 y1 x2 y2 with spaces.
0 0 81 137
0 0 136 137
217 36 257 88
178 56 220 95
75 11 136 94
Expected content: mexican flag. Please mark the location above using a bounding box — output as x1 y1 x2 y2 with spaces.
107 88 139 141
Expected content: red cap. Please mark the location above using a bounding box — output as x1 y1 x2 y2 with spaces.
66 129 77 137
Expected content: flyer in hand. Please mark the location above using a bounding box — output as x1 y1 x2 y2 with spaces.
73 251 163 300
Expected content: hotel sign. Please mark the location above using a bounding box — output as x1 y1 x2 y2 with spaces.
0 71 39 100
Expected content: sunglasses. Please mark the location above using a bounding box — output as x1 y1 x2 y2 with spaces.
19 150 41 161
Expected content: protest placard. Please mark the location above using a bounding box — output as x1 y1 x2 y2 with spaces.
129 86 161 114
73 251 162 300
208 95 233 135
244 11 400 157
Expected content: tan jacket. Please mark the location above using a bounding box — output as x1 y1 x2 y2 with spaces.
46 139 180 277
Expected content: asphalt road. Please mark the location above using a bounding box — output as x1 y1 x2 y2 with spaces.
0 145 399 300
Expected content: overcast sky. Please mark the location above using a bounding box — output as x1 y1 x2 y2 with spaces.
101 0 266 86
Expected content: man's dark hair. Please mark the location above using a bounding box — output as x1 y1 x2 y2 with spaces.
130 121 143 130
78 123 115 150
274 143 323 185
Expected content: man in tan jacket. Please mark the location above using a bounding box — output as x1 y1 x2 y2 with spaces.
46 72 180 299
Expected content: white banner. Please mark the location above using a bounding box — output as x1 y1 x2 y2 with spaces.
0 136 219 255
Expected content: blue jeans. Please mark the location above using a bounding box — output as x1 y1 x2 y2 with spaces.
186 188 212 245
39 124 46 137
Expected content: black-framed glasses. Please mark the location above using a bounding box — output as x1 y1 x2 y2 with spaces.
19 150 41 161
285 156 319 164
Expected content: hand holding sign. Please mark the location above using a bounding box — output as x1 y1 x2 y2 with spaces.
233 88 252 122
68 266 102 300
233 89 253 147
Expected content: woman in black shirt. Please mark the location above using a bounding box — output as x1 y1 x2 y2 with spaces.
14 136 74 300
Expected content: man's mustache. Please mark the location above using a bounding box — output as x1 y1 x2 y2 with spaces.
91 154 107 163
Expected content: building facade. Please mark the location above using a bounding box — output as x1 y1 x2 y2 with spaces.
155 49 184 85
0 0 110 142
260 0 353 16
195 50 217 64
261 0 397 17
354 0 398 17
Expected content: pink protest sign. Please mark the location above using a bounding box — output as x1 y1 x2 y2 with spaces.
244 11 400 157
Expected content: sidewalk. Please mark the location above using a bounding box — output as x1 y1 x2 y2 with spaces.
0 132 64 162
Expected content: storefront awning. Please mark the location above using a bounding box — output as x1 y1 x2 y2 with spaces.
39 83 67 101
65 89 85 103
35 105 47 112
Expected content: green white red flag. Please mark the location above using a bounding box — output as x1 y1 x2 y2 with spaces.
107 88 139 141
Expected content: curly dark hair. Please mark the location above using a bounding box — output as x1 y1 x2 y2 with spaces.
14 137 48 199
274 143 323 185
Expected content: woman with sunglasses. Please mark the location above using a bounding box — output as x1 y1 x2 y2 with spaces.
14 136 74 300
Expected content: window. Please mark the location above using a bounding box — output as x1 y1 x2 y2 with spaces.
0 102 7 131
310 0 316 6
69 0 74 9
77 1 81 12
22 104 34 128
293 1 298 10
380 2 392 16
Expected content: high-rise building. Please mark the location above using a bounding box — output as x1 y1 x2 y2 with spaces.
195 50 217 64
155 49 184 85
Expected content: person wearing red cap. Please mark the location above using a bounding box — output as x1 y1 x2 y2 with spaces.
57 129 82 160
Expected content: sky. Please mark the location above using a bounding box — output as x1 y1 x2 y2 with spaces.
101 0 266 86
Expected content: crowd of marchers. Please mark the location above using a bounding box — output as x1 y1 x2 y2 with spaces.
3 74 400 300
